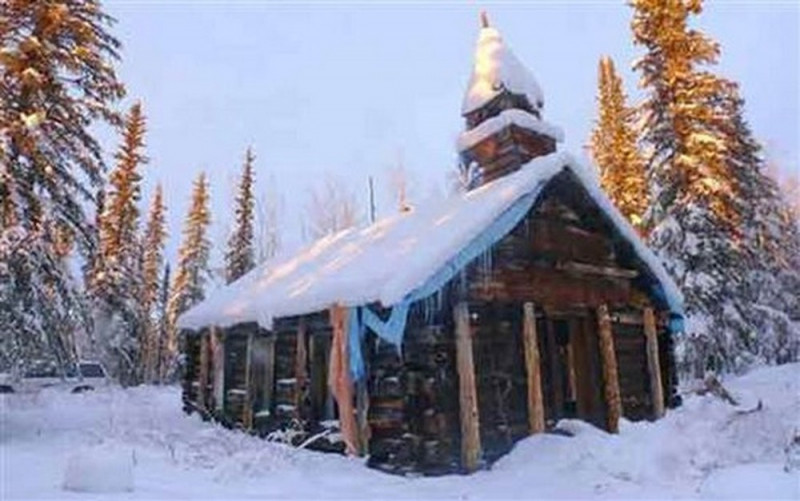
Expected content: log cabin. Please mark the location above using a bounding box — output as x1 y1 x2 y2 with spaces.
177 15 684 476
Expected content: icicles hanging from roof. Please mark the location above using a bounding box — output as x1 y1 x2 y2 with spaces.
461 13 545 116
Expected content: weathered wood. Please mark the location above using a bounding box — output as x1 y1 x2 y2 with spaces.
243 332 254 428
198 334 209 410
263 335 276 417
596 304 621 433
454 302 481 472
558 261 639 279
643 307 665 419
356 380 370 455
522 302 545 434
212 327 225 412
329 305 360 456
295 317 308 419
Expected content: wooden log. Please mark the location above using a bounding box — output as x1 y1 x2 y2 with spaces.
643 307 665 419
198 333 209 410
522 302 545 434
597 304 621 433
295 317 308 419
454 302 481 472
212 327 225 413
243 332 254 429
558 261 639 279
329 305 360 456
264 335 276 417
356 379 370 455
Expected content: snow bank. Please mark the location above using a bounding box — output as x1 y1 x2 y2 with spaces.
461 22 544 115
63 444 134 493
457 108 564 152
2 364 798 499
178 151 682 332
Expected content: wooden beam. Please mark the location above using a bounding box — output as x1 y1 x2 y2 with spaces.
243 332 254 429
212 327 225 413
295 317 308 420
454 302 481 472
643 307 665 419
328 305 360 456
198 333 209 411
596 304 621 433
264 335 276 419
522 302 545 434
356 379 370 455
557 261 639 279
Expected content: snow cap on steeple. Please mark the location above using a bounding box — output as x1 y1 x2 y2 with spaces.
461 13 544 116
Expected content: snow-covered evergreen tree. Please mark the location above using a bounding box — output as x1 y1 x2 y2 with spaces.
165 173 211 380
0 0 124 373
633 0 800 375
225 148 256 284
722 94 800 365
632 0 752 376
590 56 648 231
89 102 148 385
141 184 167 382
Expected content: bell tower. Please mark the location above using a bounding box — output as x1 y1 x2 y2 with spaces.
458 13 562 188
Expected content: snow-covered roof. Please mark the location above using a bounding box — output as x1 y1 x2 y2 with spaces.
461 21 544 116
178 152 683 332
457 109 564 153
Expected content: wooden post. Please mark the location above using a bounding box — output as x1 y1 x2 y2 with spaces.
356 379 370 455
198 333 209 411
522 302 545 434
596 304 621 433
643 307 665 419
295 317 308 419
454 302 481 472
212 327 225 413
243 331 254 429
328 305 360 456
263 334 276 418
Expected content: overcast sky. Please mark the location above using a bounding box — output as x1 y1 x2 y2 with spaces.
104 1 799 277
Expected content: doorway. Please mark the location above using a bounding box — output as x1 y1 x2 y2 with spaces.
538 310 605 430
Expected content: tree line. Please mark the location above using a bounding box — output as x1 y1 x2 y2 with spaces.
590 0 800 377
1 1 797 384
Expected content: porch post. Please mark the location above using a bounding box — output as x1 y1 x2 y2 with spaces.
522 302 545 434
243 330 254 428
198 333 209 411
596 304 621 433
212 326 225 413
454 301 481 472
295 317 308 420
643 307 665 419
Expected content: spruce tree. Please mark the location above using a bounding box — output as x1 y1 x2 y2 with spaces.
589 56 648 230
90 102 148 384
165 173 211 380
141 184 167 382
722 94 800 364
225 147 256 284
0 0 124 373
632 0 750 376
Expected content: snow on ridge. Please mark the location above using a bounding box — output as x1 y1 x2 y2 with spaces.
457 108 565 152
178 150 682 332
461 25 544 116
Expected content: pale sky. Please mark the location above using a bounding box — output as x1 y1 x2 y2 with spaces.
103 1 799 278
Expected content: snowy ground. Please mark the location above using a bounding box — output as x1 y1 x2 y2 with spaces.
2 364 798 500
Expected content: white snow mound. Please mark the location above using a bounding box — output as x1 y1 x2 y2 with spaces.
462 24 544 115
62 444 134 493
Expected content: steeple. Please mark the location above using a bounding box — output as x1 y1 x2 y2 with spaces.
458 14 563 188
